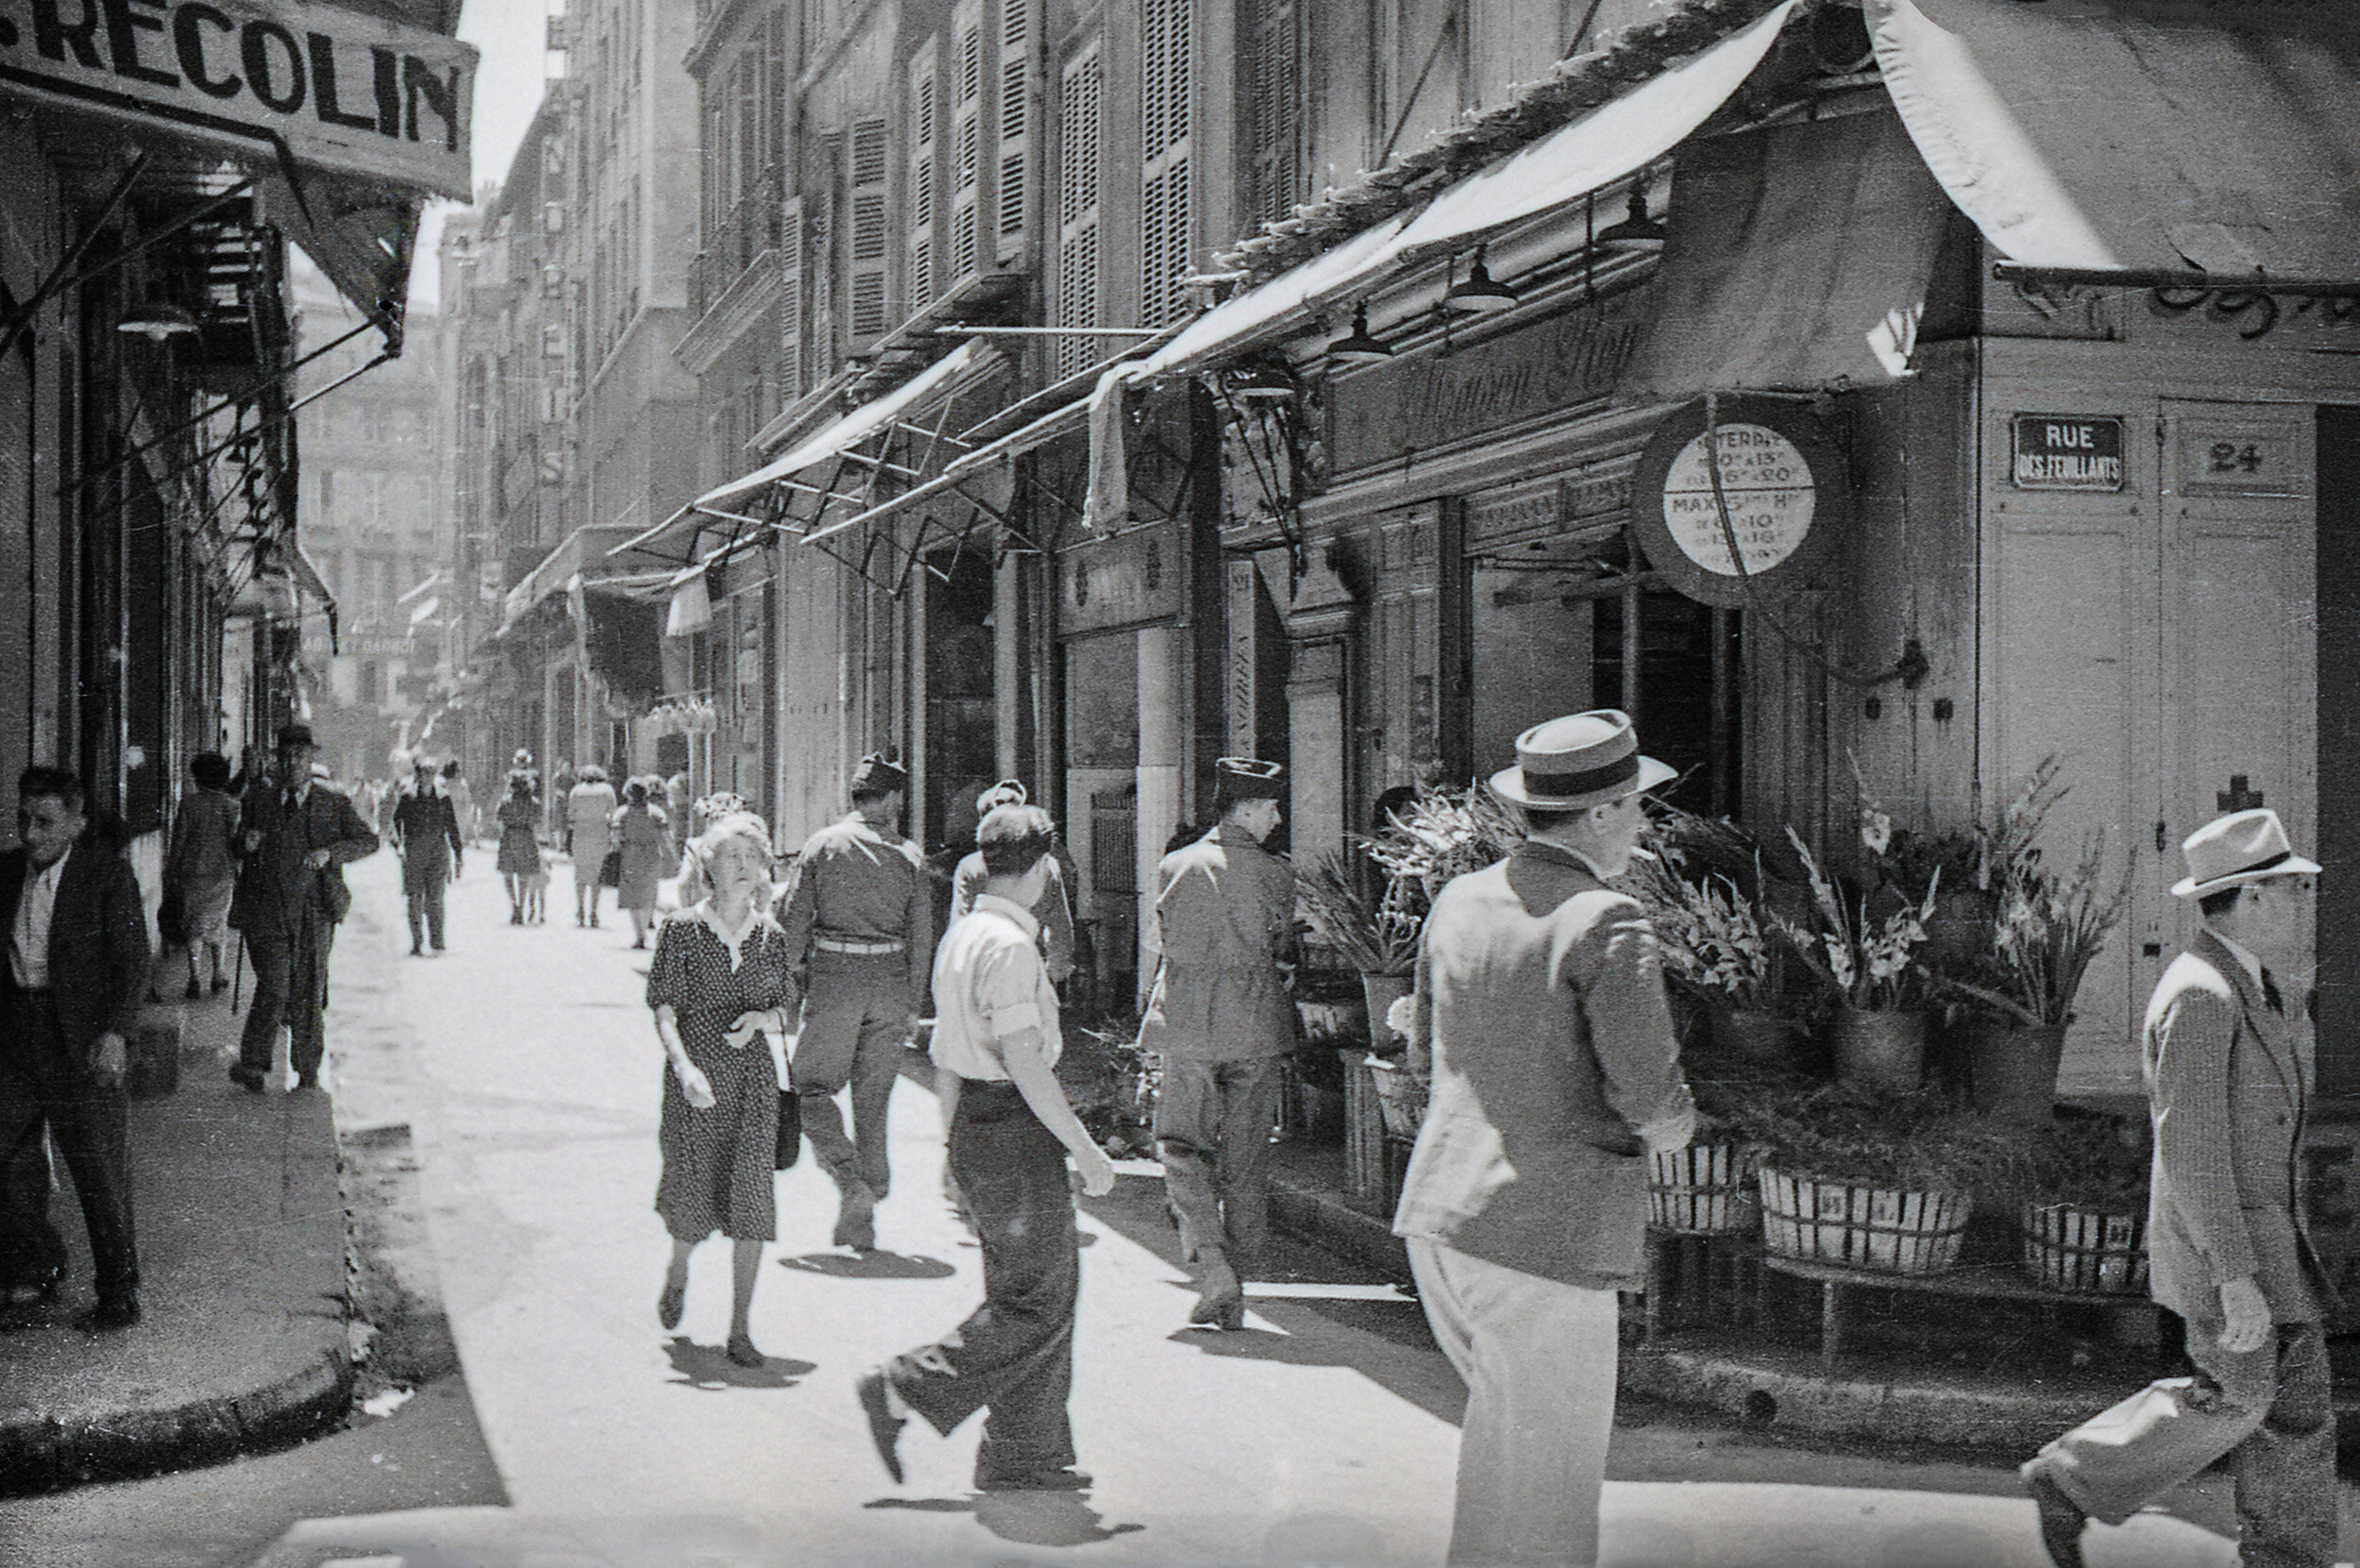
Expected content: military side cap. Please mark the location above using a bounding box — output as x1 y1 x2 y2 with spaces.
976 778 1028 815
1215 756 1286 800
278 721 317 750
851 752 908 796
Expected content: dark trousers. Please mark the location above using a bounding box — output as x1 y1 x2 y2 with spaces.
405 872 447 951
238 926 329 1080
792 952 910 1198
0 994 138 1298
2031 1313 2335 1568
1155 1054 1282 1268
886 1082 1079 1486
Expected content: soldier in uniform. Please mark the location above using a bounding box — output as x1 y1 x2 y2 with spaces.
1140 756 1295 1330
951 781 1075 984
776 754 933 1252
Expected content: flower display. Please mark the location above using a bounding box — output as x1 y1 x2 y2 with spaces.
1775 828 1942 1012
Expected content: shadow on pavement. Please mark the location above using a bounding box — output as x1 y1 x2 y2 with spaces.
777 1251 957 1280
662 1336 817 1390
864 1492 1146 1547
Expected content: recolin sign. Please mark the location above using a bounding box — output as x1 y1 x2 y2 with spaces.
0 0 474 198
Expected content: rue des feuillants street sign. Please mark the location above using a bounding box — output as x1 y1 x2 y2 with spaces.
0 0 476 200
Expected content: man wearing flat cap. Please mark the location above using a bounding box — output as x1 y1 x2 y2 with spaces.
776 753 932 1251
2023 807 2339 1568
1139 755 1296 1330
1393 710 1694 1567
228 723 379 1091
951 782 1075 985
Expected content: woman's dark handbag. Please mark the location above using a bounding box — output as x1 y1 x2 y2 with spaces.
774 1088 803 1169
598 848 623 887
156 880 188 946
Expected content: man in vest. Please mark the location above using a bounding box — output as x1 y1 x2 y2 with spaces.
777 754 932 1252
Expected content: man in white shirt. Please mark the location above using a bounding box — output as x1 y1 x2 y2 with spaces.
0 766 150 1330
855 803 1115 1493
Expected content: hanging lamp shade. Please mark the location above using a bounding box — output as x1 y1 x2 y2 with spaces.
1326 304 1394 366
1226 357 1300 401
1444 247 1519 313
1595 190 1668 249
117 299 199 341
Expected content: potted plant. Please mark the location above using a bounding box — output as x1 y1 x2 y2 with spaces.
1774 829 1942 1095
1625 840 1796 1063
1295 847 1422 1050
1936 798 2135 1123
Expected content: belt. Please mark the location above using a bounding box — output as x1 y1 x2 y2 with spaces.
814 936 905 955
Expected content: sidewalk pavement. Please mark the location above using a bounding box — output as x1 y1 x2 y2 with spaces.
0 972 352 1496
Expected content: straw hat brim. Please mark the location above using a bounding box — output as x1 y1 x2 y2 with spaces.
2169 854 2320 899
1488 754 1677 810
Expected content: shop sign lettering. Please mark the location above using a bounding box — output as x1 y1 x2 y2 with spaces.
1060 525 1180 635
0 0 476 199
1660 424 1814 576
2012 414 2124 493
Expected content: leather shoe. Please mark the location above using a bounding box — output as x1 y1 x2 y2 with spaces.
834 1183 878 1252
658 1279 685 1330
725 1331 765 1368
2025 1468 2088 1568
976 1466 1091 1492
855 1371 906 1483
79 1295 140 1333
228 1066 263 1092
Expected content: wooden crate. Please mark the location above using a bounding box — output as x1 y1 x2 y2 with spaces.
1759 1167 1971 1275
2022 1202 2149 1294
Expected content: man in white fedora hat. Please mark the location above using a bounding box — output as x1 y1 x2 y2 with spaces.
1392 710 1694 1567
2023 807 2338 1568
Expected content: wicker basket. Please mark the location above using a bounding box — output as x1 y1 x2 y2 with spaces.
1758 1166 1972 1274
1361 1054 1426 1139
2021 1202 2149 1294
1648 1143 1760 1235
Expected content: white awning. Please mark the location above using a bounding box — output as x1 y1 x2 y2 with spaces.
1134 0 1802 380
695 340 989 511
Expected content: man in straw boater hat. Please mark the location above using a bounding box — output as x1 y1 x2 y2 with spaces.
2022 807 2339 1568
775 752 932 1252
1392 709 1694 1567
1138 755 1296 1330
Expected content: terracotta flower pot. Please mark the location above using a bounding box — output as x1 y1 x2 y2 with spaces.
1826 1006 1925 1095
1967 1021 2066 1124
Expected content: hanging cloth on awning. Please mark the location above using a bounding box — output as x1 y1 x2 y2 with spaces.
1868 0 2360 276
1619 109 1959 398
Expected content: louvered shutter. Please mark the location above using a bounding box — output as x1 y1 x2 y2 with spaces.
1244 0 1299 230
1138 0 1192 327
995 0 1032 262
848 117 891 346
950 2 984 283
1054 44 1103 381
811 129 840 372
778 194 805 398
908 47 937 308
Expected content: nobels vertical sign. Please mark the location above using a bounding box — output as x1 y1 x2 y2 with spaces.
0 0 475 199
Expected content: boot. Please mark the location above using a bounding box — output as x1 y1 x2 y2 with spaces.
1189 1252 1244 1330
833 1180 878 1252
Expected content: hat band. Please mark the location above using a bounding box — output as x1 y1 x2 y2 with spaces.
2204 849 2292 885
1521 752 1640 801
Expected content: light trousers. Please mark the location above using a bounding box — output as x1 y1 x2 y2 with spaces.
1408 1238 1620 1568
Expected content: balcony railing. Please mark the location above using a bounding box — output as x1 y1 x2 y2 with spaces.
688 181 784 322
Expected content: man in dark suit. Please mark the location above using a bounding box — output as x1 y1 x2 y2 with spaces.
391 754 464 956
1392 711 1694 1567
2024 808 2339 1568
0 766 150 1330
228 723 379 1091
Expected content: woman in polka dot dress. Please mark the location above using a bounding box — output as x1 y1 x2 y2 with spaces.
648 811 797 1366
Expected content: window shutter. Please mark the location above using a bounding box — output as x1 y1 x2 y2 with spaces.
908 48 937 308
811 129 840 372
1054 44 1102 380
994 0 1032 261
1138 0 1193 327
950 2 984 283
777 194 805 398
1244 0 1300 230
847 117 891 346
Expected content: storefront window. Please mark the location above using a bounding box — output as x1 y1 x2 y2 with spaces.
1592 590 1741 817
925 548 997 853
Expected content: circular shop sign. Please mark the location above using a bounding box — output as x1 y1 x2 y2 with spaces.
1628 395 1845 608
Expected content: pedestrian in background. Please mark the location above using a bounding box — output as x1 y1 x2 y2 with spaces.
497 771 545 925
567 764 617 929
551 758 577 843
614 777 670 949
856 802 1114 1492
160 750 240 999
951 781 1075 985
392 755 464 956
649 811 795 1368
776 754 931 1253
1140 756 1296 1330
1393 710 1693 1568
2022 808 2337 1568
443 759 475 845
0 766 150 1330
666 772 692 858
228 724 378 1093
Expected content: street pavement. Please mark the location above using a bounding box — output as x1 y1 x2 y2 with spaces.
227 855 2348 1567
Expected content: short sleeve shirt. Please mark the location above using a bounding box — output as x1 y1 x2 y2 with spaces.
931 894 1061 1081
